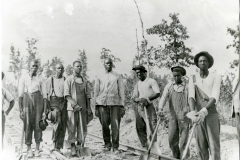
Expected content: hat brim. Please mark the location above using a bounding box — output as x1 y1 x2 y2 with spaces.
194 51 214 68
171 66 186 76
132 67 147 72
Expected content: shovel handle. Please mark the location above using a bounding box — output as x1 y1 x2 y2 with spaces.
144 107 152 138
147 118 161 151
79 111 85 147
181 123 196 160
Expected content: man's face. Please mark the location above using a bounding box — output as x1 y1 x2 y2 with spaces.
30 61 38 73
56 64 64 76
73 62 82 74
136 70 146 81
198 56 209 70
104 59 113 72
172 71 183 84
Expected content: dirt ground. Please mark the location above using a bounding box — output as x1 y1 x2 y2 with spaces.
3 107 240 160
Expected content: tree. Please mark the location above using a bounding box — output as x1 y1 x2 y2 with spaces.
78 50 88 78
65 64 73 77
146 13 194 69
25 38 41 71
227 25 239 68
100 48 121 68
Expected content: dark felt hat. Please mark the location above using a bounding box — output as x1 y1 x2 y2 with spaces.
39 119 48 131
171 66 186 76
132 65 147 72
194 51 214 68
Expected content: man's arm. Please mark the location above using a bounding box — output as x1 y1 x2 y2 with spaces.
188 75 196 111
3 88 15 115
118 74 125 106
158 83 171 110
93 77 100 107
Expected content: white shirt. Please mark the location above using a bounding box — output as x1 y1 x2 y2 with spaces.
189 71 221 104
94 71 125 106
232 71 239 113
132 77 160 102
46 77 65 98
18 74 47 98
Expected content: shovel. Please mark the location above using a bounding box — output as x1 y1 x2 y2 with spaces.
139 116 162 160
77 110 91 157
181 123 196 160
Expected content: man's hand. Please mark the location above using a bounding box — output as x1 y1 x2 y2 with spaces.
196 108 208 124
73 104 82 112
120 106 125 118
186 111 198 123
20 110 24 121
157 108 164 117
139 98 149 107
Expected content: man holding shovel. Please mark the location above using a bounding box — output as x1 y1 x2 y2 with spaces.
93 58 125 153
157 66 190 159
46 63 67 154
132 65 161 154
188 51 221 160
18 60 48 158
64 60 93 156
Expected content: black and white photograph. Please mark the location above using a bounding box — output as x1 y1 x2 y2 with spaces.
0 0 239 160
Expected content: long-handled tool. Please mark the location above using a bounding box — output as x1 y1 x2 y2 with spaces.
139 116 162 160
144 106 152 146
77 111 91 157
181 123 197 160
17 123 25 160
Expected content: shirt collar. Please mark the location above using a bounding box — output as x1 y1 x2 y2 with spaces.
173 81 185 86
105 70 113 74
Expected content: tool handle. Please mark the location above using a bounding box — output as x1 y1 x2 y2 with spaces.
147 118 161 151
144 107 152 138
79 111 85 147
181 123 196 160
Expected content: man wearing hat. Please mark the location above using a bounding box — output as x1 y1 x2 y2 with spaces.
93 58 125 153
46 63 67 154
188 51 221 160
18 60 47 158
157 65 190 159
132 65 161 152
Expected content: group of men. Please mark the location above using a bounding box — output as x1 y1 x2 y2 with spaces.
1 51 239 160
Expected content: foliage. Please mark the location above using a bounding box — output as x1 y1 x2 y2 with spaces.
146 13 194 69
9 45 24 81
100 48 121 68
227 26 239 68
65 64 73 77
219 75 233 105
25 38 41 71
78 50 88 78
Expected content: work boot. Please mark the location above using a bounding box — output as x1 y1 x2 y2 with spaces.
113 148 120 154
34 150 41 157
55 148 63 155
27 149 33 158
71 144 77 156
150 142 161 155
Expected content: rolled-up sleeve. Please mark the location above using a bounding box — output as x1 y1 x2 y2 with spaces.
18 76 25 98
93 76 100 106
211 74 221 103
158 83 171 109
151 79 160 94
64 78 71 97
118 74 125 106
188 75 195 101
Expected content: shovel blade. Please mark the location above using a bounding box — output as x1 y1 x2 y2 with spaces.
139 154 149 160
79 147 91 157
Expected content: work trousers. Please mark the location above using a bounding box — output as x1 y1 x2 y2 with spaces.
195 113 220 160
97 105 122 149
168 117 189 159
23 91 43 145
2 111 5 147
48 98 67 149
134 103 157 147
236 113 240 160
67 110 87 144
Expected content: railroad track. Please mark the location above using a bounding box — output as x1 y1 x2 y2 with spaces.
4 118 178 160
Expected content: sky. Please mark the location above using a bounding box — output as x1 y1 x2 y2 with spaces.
1 0 239 81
